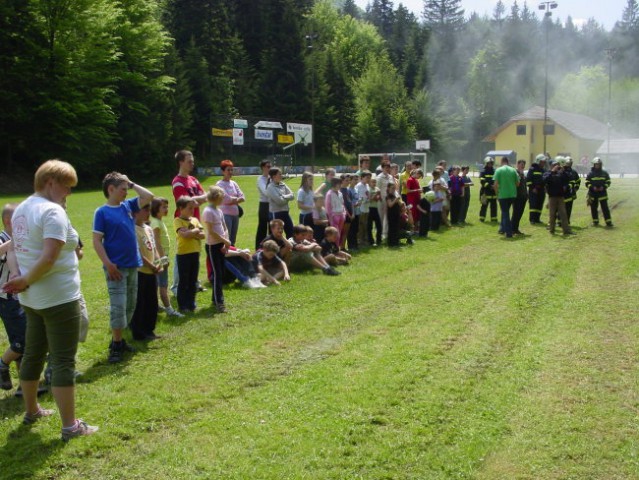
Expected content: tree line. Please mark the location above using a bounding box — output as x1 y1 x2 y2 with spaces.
1 0 638 182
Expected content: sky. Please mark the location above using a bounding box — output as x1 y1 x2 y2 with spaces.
354 0 629 30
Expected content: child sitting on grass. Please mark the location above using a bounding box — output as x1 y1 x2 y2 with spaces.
174 196 205 313
260 218 292 264
223 246 265 289
288 225 340 276
253 240 290 286
320 226 351 266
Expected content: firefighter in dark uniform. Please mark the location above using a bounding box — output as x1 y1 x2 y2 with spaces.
526 153 546 224
585 157 613 227
563 156 580 223
479 157 497 222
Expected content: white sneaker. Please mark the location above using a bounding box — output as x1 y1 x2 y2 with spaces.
249 277 266 288
165 307 184 318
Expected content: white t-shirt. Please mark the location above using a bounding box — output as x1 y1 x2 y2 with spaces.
355 183 371 213
11 195 81 309
296 188 314 214
201 205 227 246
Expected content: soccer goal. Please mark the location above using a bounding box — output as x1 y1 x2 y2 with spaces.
357 152 429 171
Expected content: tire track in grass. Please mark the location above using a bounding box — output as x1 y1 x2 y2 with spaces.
477 219 639 479
166 243 581 478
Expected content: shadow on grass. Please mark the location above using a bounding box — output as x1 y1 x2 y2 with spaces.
0 390 29 418
77 343 141 385
4 426 64 477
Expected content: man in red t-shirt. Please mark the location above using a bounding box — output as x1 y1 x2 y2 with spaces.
171 150 209 290
172 150 207 218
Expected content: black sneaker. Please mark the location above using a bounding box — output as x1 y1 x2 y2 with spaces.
216 304 227 314
323 267 340 276
0 365 12 390
108 342 123 364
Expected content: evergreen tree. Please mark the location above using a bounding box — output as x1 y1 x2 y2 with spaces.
422 0 465 33
258 0 308 119
620 0 639 28
342 0 360 18
367 0 395 39
493 0 506 23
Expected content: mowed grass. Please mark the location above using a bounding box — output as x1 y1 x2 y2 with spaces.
0 174 637 479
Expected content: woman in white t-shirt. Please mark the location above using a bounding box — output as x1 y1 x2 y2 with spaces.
296 171 315 226
3 159 97 441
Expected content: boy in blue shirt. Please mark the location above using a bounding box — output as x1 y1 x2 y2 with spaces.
93 172 154 363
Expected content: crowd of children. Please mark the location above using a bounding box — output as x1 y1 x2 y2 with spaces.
0 151 616 435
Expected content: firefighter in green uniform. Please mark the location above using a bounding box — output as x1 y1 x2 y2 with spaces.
585 157 613 227
526 153 546 224
563 156 580 223
479 157 498 222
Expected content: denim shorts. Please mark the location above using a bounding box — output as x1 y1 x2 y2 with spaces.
156 267 169 288
105 267 138 330
0 297 27 354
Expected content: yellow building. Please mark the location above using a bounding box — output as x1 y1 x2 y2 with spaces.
484 106 617 167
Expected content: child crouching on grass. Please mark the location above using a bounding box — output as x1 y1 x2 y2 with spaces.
174 196 205 313
289 225 340 276
201 186 231 314
320 226 351 266
253 240 290 286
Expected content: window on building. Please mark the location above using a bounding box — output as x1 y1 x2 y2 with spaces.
543 124 555 135
516 125 526 135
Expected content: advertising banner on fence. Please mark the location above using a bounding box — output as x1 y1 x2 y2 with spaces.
278 134 294 144
287 123 313 144
212 128 233 137
233 128 244 145
255 129 274 140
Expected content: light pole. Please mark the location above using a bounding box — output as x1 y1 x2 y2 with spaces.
538 1 558 156
305 33 318 168
604 48 616 163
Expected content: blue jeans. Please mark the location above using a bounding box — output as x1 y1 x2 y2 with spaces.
498 197 515 237
0 297 27 354
223 214 240 246
105 267 138 329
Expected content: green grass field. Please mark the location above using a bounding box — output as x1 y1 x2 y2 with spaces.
0 175 637 479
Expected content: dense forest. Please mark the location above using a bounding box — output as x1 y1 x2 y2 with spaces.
1 0 638 181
